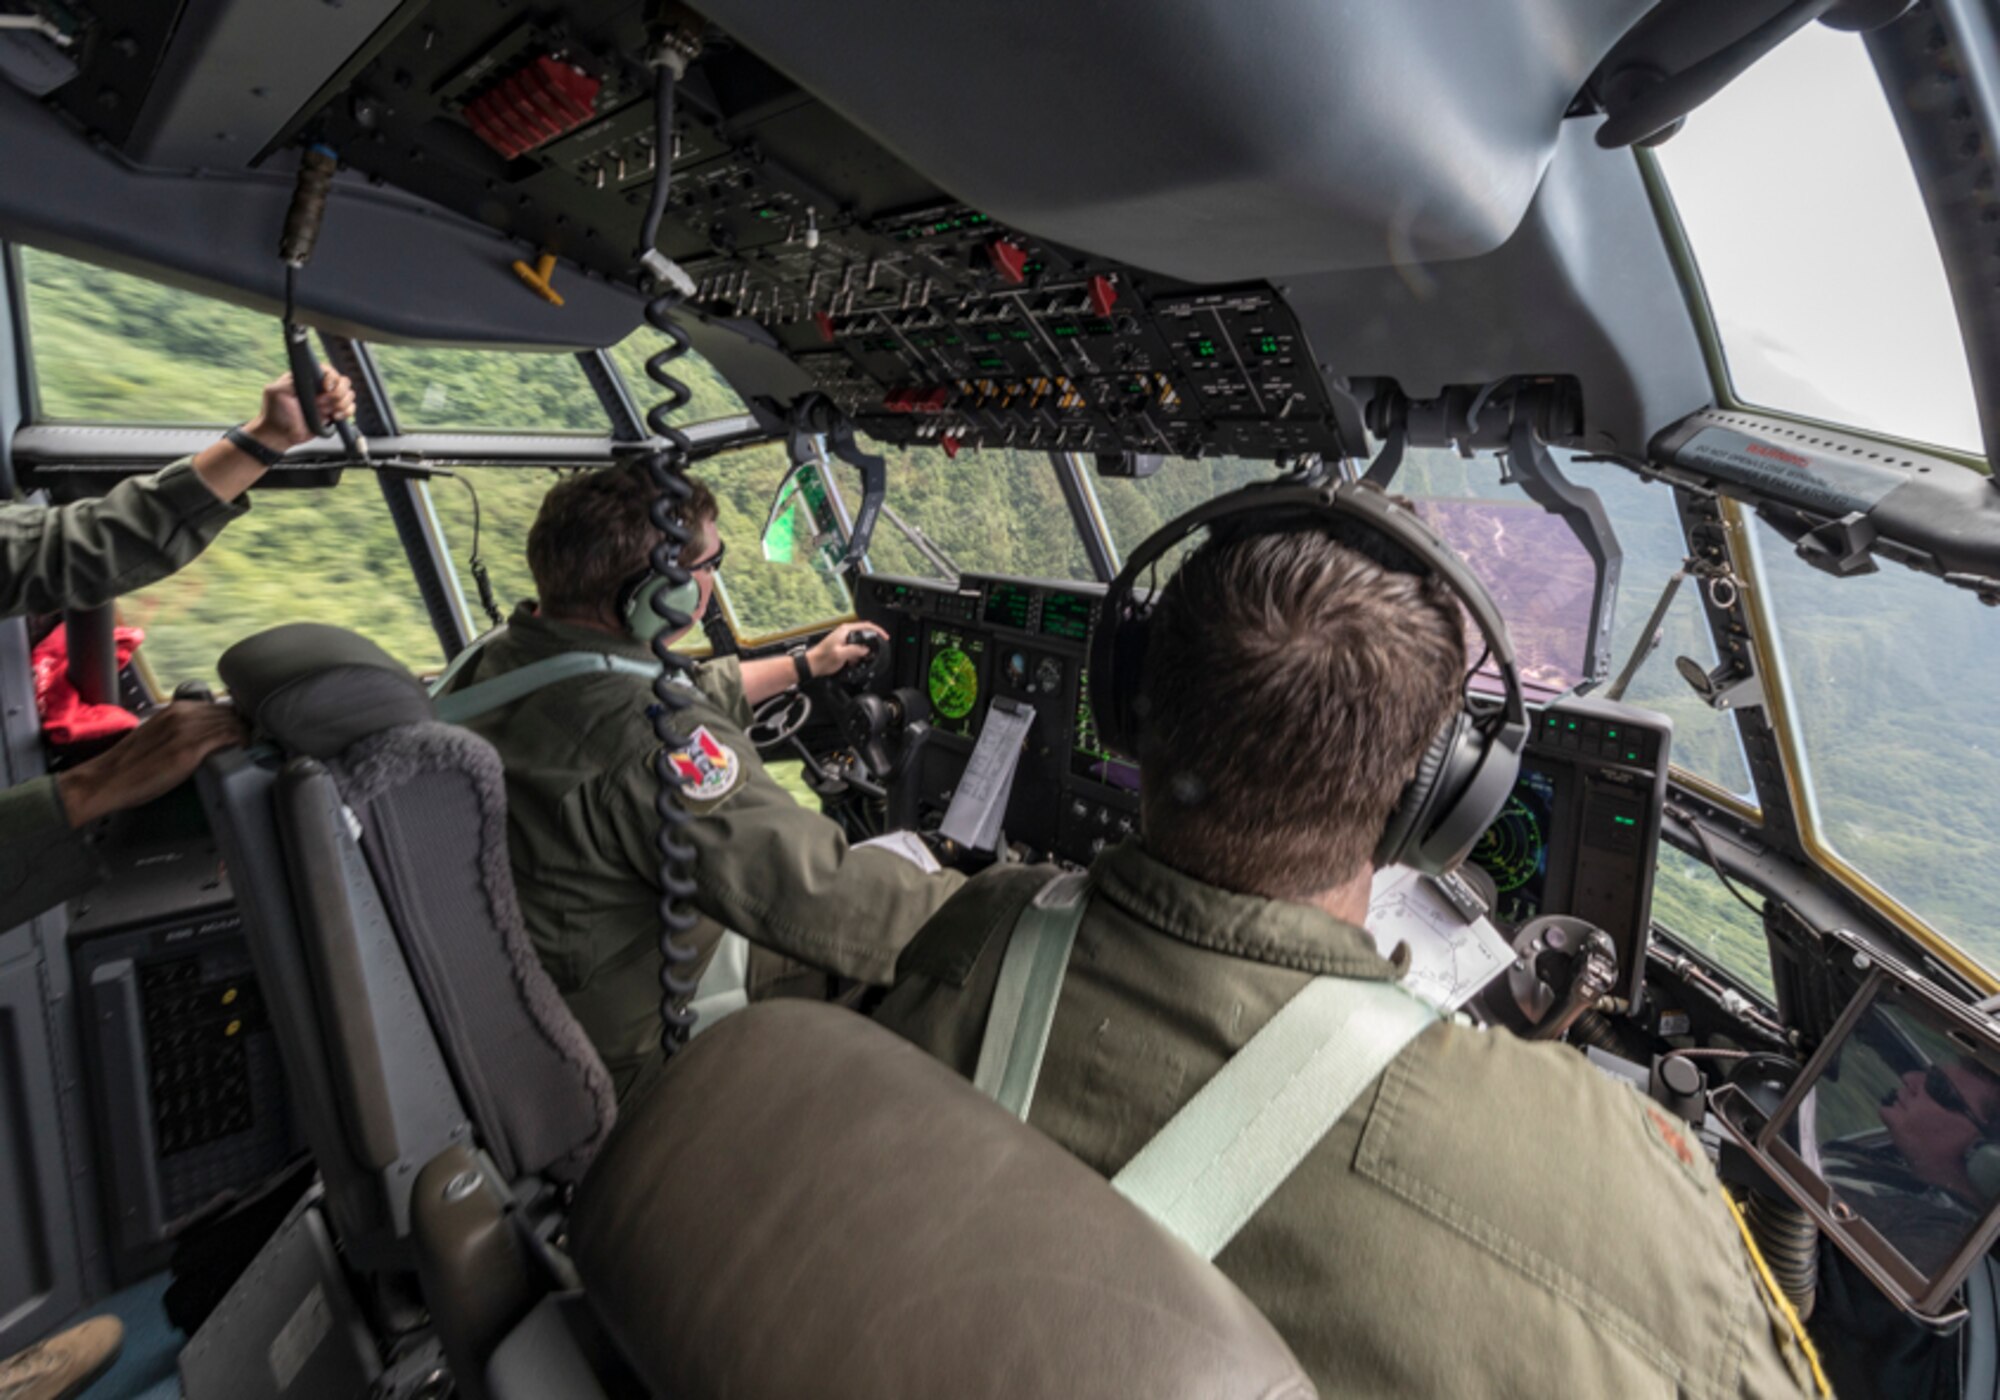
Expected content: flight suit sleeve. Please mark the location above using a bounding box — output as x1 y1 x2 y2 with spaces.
0 775 103 929
0 459 248 619
691 656 751 726
597 698 964 984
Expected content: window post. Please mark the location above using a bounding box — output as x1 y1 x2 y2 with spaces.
320 334 475 657
1051 451 1120 581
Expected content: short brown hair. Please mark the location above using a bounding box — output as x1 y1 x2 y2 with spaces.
1137 526 1465 898
526 465 717 622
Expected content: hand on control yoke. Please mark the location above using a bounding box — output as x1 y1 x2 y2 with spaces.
805 622 886 681
55 701 248 828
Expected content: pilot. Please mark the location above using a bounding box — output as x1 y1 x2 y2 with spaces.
1816 1054 2000 1278
439 463 962 1096
873 513 1825 1397
0 370 356 934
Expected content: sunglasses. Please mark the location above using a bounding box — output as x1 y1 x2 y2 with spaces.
686 539 727 575
1925 1063 1986 1125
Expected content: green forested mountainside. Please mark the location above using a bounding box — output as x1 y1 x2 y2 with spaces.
18 247 1993 983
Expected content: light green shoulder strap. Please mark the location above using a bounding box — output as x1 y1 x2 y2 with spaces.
1111 975 1437 1260
434 651 666 724
426 630 501 697
972 870 1091 1120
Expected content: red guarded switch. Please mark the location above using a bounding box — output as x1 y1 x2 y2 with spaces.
987 238 1029 285
883 386 952 414
941 434 961 459
465 56 603 159
1088 275 1118 317
815 310 836 344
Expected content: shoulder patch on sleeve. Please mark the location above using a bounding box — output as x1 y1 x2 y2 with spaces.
666 725 744 807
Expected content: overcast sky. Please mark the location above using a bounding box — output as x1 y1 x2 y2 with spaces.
1653 24 1982 454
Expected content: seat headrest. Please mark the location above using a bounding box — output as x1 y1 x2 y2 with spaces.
571 1001 1316 1400
220 624 433 758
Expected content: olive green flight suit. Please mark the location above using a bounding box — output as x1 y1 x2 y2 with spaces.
0 460 245 929
874 841 1825 1400
448 603 964 1096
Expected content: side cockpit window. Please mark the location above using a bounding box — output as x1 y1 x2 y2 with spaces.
1653 23 1978 455
17 247 444 688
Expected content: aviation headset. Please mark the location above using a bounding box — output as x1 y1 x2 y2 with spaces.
1086 479 1531 877
618 571 702 643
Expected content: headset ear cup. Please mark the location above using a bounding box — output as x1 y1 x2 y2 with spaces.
1377 715 1459 870
625 575 701 642
1966 1142 2000 1202
1091 596 1151 758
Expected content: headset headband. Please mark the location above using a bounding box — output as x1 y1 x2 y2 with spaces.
1095 478 1528 743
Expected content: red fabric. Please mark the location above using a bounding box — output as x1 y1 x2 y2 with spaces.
33 623 144 744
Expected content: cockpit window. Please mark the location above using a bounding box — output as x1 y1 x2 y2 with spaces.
1394 449 1757 803
1561 458 1757 805
18 246 288 424
1398 447 1600 693
1653 25 1981 455
1747 518 2000 970
1094 456 1275 573
427 465 564 620
698 441 853 642
127 474 444 689
859 437 1099 583
370 345 608 433
607 325 749 424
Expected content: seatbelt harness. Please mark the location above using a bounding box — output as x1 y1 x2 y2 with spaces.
975 870 1438 1259
971 871 1091 1119
433 651 672 724
1110 975 1435 1259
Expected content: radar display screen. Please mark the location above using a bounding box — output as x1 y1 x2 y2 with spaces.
1070 669 1140 793
983 582 1036 632
1039 591 1094 643
1470 765 1557 926
926 628 987 737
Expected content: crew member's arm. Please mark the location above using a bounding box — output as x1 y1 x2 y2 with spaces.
738 622 885 707
0 702 246 929
600 697 962 983
0 369 355 618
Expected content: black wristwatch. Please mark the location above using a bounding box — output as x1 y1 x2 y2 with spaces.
224 425 286 467
789 645 814 690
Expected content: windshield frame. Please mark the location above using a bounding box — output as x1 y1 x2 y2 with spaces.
1723 496 1998 996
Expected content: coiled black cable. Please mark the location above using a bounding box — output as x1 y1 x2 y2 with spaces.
625 59 703 1053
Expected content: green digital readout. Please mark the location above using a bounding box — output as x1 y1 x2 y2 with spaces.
983 582 1035 632
1039 591 1094 642
1193 337 1219 358
1253 334 1281 356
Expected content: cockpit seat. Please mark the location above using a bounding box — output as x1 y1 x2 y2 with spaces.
569 998 1316 1400
202 623 615 1271
200 623 1312 1399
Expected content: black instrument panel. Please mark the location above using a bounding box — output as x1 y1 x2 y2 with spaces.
1465 695 1672 1004
857 572 1135 863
